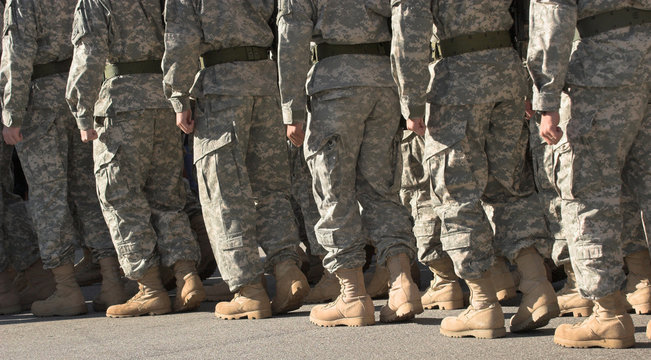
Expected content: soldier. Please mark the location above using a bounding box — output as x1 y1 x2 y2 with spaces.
66 0 205 317
391 0 558 338
1 0 124 316
527 1 650 349
278 1 422 327
163 0 309 319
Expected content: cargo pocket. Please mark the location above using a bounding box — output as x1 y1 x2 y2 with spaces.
192 97 236 164
425 104 467 159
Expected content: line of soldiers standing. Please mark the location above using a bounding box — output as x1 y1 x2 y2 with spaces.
0 0 648 350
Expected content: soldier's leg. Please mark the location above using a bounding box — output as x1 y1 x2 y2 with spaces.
354 88 420 323
553 86 644 349
0 148 20 314
247 95 308 314
426 102 504 339
95 112 172 318
193 95 269 320
305 88 375 327
146 109 204 313
15 108 86 316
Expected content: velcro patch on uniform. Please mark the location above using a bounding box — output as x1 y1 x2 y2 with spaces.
219 235 245 251
573 244 603 260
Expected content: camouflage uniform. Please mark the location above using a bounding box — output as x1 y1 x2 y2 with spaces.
66 0 199 280
288 142 325 257
391 0 549 280
0 0 113 271
277 0 417 274
528 0 650 299
163 0 300 291
399 131 443 264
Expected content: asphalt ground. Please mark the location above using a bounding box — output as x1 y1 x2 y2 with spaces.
1 266 650 359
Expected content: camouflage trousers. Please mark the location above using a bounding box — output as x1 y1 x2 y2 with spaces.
425 99 549 280
305 87 416 273
0 144 39 272
288 142 325 257
94 109 199 280
15 107 113 270
194 95 300 292
552 85 649 299
399 131 445 265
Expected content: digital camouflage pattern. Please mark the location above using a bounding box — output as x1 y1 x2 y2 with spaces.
66 0 199 280
399 131 443 265
278 1 417 273
1 0 114 270
392 0 548 279
528 0 650 298
288 142 325 257
164 0 301 291
277 0 396 125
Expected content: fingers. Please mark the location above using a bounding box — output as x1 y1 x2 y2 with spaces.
177 117 194 134
540 127 563 145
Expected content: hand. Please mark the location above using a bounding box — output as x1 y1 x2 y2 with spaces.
80 129 98 143
3 126 23 145
407 117 425 136
525 100 535 120
286 123 305 147
176 109 194 134
539 111 563 145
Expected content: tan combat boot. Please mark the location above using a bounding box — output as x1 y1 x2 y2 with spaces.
0 269 21 315
304 270 340 304
17 259 56 310
31 263 87 317
557 263 593 317
624 250 651 314
510 247 560 332
106 266 171 317
272 259 309 314
214 281 271 320
74 247 102 286
554 291 635 349
440 270 506 339
647 320 650 340
92 257 129 312
173 260 206 312
365 264 389 299
380 254 423 322
422 257 464 310
310 267 375 327
490 256 517 301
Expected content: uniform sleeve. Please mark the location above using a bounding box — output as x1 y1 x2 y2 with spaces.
390 0 432 120
0 0 38 128
162 0 202 113
277 0 313 125
65 0 110 131
526 0 576 112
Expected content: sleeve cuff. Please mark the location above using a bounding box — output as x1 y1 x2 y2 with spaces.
76 115 95 131
282 105 306 125
2 109 24 128
400 99 426 120
532 90 561 112
170 96 191 113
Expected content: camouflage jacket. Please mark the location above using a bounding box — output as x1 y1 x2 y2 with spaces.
1 0 76 128
162 0 278 114
391 0 528 120
527 0 651 112
277 0 396 125
66 0 170 131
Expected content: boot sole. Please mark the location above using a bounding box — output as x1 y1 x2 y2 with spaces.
215 309 272 320
554 336 635 349
380 302 424 323
272 283 309 314
174 290 207 313
309 315 375 327
510 304 560 332
0 304 22 315
630 303 650 315
440 327 506 339
423 299 464 310
33 305 88 317
560 306 592 317
106 307 171 318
